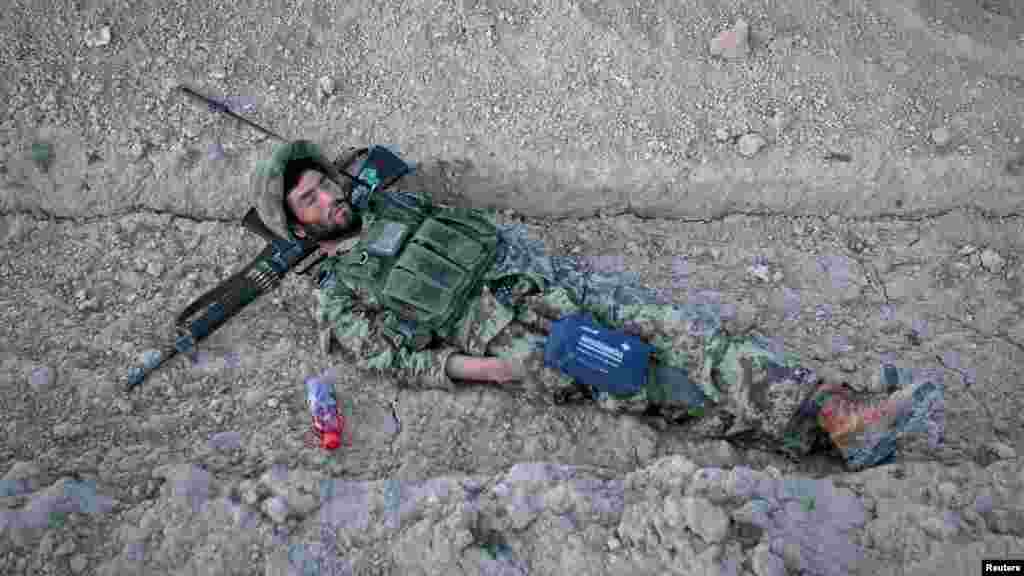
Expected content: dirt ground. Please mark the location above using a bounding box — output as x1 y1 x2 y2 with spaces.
1 0 1023 574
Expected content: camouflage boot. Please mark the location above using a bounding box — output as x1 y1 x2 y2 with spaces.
806 376 944 471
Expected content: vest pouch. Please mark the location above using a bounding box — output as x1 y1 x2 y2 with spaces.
398 243 468 290
365 221 410 258
411 219 484 269
382 265 456 322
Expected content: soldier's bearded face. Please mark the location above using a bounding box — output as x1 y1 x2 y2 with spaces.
286 169 359 241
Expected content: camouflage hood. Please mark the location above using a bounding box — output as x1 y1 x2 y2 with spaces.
251 140 345 241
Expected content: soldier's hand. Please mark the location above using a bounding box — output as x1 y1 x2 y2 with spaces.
445 354 525 384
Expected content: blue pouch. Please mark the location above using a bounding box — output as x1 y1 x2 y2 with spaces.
543 313 654 396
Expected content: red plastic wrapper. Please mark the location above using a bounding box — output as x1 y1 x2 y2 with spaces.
305 369 351 450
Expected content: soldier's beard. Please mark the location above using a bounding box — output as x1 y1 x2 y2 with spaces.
299 203 363 242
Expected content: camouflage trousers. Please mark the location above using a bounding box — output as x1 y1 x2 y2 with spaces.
481 271 828 453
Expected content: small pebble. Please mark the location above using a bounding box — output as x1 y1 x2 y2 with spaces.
980 248 1005 273
738 133 767 157
266 398 279 409
84 26 111 48
714 127 731 142
748 264 773 283
263 496 290 523
318 76 335 100
69 554 88 574
114 398 134 415
245 389 267 408
931 126 951 147
710 19 750 60
30 366 56 391
771 111 792 134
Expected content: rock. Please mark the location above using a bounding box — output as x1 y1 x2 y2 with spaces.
958 244 977 256
770 111 792 134
936 482 962 508
262 496 290 523
777 539 803 572
738 133 767 157
706 440 739 467
748 263 773 283
920 513 960 540
626 455 698 494
69 554 88 574
128 141 145 160
714 127 731 142
259 468 324 518
838 358 857 373
980 248 1006 273
244 388 267 409
78 298 100 312
607 537 621 551
146 261 164 277
29 365 57 391
318 76 335 101
208 431 243 452
84 26 111 48
114 398 133 415
750 542 786 576
207 142 225 161
210 68 227 80
266 398 279 409
710 19 750 60
683 497 730 543
4 462 42 491
987 442 1016 460
931 126 952 147
731 498 773 528
239 480 265 506
687 468 730 503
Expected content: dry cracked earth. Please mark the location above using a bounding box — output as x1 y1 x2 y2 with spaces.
2 0 1024 575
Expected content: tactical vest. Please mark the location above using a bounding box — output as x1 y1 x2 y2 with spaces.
336 190 500 351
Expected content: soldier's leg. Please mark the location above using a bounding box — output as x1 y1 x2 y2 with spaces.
601 299 733 405
708 334 826 457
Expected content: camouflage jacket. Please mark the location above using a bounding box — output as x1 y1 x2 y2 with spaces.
314 189 826 454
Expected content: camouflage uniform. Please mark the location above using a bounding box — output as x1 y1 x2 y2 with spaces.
315 190 828 457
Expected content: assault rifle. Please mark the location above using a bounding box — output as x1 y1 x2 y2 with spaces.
124 84 392 391
124 209 323 391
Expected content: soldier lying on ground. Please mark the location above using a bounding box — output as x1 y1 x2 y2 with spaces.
253 140 944 471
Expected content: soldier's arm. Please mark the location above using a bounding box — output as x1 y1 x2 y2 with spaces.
318 278 521 389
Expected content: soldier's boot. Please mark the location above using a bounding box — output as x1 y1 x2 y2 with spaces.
808 378 942 470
